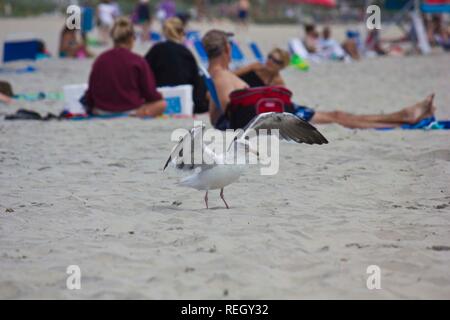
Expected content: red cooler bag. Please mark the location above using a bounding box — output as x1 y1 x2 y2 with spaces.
227 86 294 129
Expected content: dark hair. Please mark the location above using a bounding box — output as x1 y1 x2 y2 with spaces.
304 24 316 34
111 17 135 45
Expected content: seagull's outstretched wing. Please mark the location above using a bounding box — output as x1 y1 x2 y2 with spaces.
163 125 216 171
239 112 328 145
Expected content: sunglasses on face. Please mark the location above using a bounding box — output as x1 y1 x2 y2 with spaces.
268 54 284 66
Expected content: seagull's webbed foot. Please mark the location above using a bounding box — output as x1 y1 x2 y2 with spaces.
204 191 209 209
220 188 230 209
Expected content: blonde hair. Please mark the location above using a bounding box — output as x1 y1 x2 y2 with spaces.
163 17 185 42
110 17 135 45
269 48 291 69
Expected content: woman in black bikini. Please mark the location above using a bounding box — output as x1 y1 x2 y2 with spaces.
234 48 316 122
233 47 436 127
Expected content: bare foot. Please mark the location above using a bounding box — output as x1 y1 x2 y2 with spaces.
423 104 437 119
402 93 435 124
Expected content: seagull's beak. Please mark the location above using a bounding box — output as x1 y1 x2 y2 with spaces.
249 146 260 159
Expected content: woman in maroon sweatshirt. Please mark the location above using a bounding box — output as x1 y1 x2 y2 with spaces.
85 17 166 117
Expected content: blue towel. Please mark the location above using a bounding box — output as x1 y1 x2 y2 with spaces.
67 113 130 121
400 116 436 129
377 117 450 130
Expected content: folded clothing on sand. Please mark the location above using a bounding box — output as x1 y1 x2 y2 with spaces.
4 109 58 121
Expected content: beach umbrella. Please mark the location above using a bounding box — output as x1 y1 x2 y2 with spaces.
289 0 337 8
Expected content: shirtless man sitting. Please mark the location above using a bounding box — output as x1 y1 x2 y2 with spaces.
201 29 436 130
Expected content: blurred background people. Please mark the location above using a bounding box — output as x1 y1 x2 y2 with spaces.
59 25 92 58
96 0 120 45
0 80 13 105
303 23 319 53
427 14 450 50
84 17 166 117
318 26 347 60
157 0 176 23
235 48 290 87
237 0 250 27
144 17 208 114
134 0 152 42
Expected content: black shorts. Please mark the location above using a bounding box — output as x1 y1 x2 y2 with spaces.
238 10 248 20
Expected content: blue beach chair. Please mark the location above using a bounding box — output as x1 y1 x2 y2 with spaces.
230 40 246 67
421 0 450 13
197 64 221 112
150 31 163 42
185 30 201 42
192 40 209 66
249 42 265 63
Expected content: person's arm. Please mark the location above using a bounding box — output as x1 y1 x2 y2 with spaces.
137 60 166 116
134 99 166 117
208 76 236 125
233 62 260 77
271 74 286 86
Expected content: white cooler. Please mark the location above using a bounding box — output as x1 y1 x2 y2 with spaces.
63 83 88 115
158 84 194 116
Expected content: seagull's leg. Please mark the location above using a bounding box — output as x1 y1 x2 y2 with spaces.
204 191 209 209
220 188 230 209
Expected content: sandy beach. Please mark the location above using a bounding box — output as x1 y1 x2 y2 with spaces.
0 16 450 299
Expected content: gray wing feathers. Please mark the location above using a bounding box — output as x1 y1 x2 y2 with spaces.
242 112 328 145
163 125 216 172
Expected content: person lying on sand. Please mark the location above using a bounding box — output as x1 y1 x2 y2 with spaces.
201 30 436 130
304 24 359 60
0 92 12 105
0 81 13 105
82 17 166 117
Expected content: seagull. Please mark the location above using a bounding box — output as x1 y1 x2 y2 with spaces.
163 112 328 209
